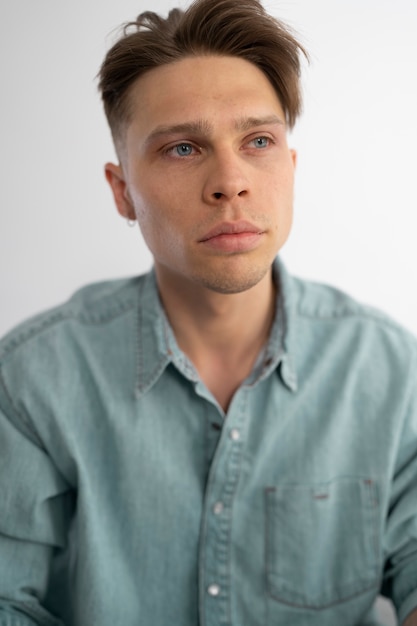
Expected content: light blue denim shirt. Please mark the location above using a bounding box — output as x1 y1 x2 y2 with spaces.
0 258 416 626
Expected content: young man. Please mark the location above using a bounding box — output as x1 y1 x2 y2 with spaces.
0 0 416 624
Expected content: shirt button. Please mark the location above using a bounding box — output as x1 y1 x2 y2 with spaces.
207 584 221 597
213 501 224 515
230 428 240 441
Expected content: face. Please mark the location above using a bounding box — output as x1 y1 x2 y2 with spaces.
106 55 296 294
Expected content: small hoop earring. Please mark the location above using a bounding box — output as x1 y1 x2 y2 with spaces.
127 219 136 228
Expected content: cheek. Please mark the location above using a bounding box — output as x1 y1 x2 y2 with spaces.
129 189 161 247
267 168 294 236
127 168 194 258
266 172 294 212
133 193 185 256
130 181 165 228
260 157 294 192
130 170 184 222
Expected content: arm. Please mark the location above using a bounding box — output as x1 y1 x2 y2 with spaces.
380 346 417 626
0 374 71 625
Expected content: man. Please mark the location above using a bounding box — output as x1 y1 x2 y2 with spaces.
0 0 416 624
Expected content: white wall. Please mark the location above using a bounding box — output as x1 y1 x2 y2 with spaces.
1 0 416 341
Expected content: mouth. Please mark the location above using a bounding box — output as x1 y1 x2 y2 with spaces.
198 220 265 253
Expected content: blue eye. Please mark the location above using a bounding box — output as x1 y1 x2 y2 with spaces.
252 136 269 148
175 143 194 156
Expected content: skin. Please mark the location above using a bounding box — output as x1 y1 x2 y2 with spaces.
105 55 296 410
404 611 417 625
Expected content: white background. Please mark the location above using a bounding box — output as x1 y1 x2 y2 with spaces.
1 1 416 339
1 2 415 622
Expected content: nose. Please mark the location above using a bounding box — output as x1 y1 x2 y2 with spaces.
202 149 249 204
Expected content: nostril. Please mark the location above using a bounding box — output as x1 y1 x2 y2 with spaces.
213 192 223 199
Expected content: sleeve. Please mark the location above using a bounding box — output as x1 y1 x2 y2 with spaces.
381 352 417 625
0 609 40 626
0 370 72 626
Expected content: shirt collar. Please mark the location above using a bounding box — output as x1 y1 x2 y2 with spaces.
270 257 298 392
134 257 298 396
135 269 172 396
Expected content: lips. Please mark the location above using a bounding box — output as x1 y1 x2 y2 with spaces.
199 220 263 242
198 220 264 253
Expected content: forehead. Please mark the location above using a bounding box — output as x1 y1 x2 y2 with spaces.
126 55 285 132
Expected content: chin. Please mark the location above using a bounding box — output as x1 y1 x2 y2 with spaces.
196 264 271 294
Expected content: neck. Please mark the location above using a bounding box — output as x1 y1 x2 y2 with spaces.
155 266 276 411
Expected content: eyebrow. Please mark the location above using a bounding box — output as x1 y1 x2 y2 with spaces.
234 115 285 132
144 115 285 146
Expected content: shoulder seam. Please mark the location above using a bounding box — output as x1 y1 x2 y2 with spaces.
0 298 137 363
296 306 417 343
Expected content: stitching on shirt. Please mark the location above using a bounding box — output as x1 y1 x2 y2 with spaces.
267 580 381 610
77 298 136 325
263 477 384 611
297 306 403 326
0 366 43 447
295 306 417 360
0 299 137 364
295 292 415 338
135 279 170 394
135 300 166 392
0 310 68 361
224 390 249 625
263 485 382 609
290 275 417 339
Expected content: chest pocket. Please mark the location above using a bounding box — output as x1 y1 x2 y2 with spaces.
265 477 381 609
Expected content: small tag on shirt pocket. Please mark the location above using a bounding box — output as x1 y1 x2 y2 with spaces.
265 477 381 609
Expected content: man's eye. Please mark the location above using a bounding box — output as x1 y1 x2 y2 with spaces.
172 143 194 157
250 136 270 149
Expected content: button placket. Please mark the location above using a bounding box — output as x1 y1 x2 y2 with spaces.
200 390 248 626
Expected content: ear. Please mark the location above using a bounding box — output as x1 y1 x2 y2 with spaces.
104 163 136 221
290 149 297 168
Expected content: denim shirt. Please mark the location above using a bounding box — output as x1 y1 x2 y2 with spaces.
0 258 416 626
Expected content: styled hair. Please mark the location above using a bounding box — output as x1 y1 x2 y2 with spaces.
98 0 308 149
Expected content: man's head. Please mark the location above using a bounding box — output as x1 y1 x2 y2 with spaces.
98 0 307 155
100 0 307 296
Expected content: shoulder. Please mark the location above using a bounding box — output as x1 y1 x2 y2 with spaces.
286 272 417 374
0 274 147 366
291 273 414 334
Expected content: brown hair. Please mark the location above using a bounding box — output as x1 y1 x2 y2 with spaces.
98 0 308 149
